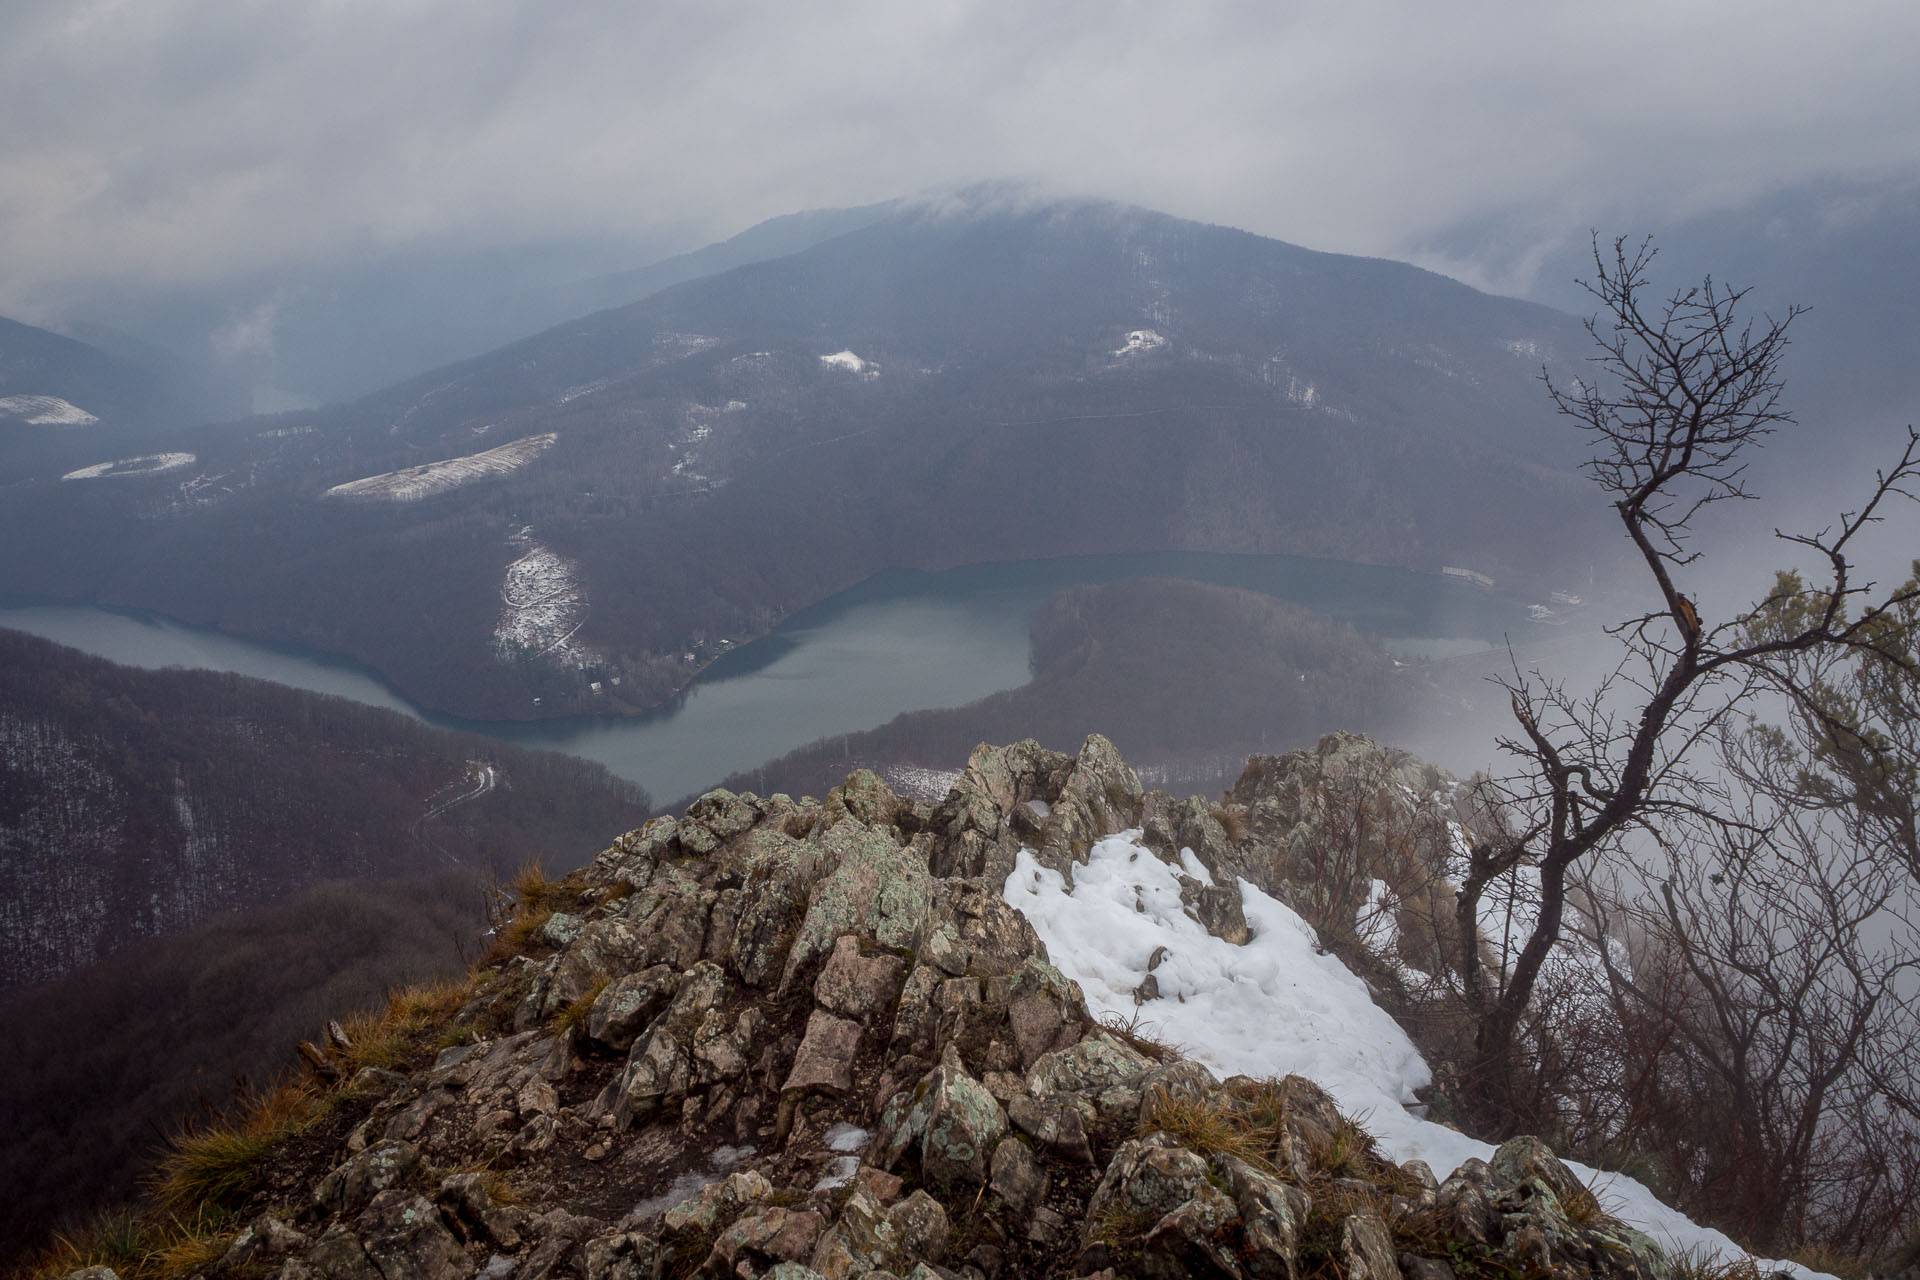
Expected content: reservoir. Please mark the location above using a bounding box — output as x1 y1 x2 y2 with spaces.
0 551 1539 803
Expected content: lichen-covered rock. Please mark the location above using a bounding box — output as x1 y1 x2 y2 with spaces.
613 962 730 1127
1489 1134 1590 1209
1007 1093 1095 1165
711 1206 828 1275
989 1135 1048 1216
815 934 908 1020
356 1190 468 1280
313 1139 421 1216
1141 1182 1243 1279
663 1169 774 1235
785 1009 865 1093
809 1187 950 1280
580 1231 663 1280
1027 1030 1154 1098
681 787 762 853
1341 1211 1403 1280
781 823 935 990
1085 1132 1213 1231
922 1048 1008 1189
584 962 680 1050
1220 1155 1310 1280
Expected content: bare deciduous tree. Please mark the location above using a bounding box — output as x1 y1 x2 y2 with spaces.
1455 234 1920 1135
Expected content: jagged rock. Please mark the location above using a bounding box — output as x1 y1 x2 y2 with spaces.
313 1139 422 1216
693 1005 760 1083
711 1207 828 1275
1141 1182 1243 1279
613 962 730 1128
539 911 587 949
1084 1133 1213 1231
815 934 909 1020
303 1223 383 1280
657 1169 775 1237
585 963 680 1050
435 1173 526 1249
1220 1155 1310 1280
810 1188 949 1279
1489 1134 1589 1208
624 866 716 971
681 787 762 853
1341 1212 1403 1280
1400 1256 1459 1280
1006 1093 1094 1165
785 1009 865 1093
356 1190 468 1280
1029 734 1143 876
781 822 935 990
1026 1031 1154 1098
989 1136 1047 1216
726 828 829 987
580 1232 662 1280
823 769 908 832
922 1048 1008 1189
215 1214 312 1272
890 963 943 1051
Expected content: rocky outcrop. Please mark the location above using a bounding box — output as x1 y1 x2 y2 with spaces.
63 737 1673 1280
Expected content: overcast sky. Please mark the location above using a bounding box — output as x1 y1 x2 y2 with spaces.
5 0 1919 320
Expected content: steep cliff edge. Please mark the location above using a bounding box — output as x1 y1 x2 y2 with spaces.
33 737 1707 1280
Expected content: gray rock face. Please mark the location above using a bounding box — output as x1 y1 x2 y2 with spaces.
138 739 1686 1280
583 962 679 1050
784 1009 866 1093
313 1139 422 1216
357 1191 469 1280
814 934 908 1020
612 961 730 1127
922 1048 1008 1189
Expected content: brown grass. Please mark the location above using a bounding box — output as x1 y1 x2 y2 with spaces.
553 976 610 1037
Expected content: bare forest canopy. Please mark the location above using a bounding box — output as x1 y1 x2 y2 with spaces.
0 628 651 988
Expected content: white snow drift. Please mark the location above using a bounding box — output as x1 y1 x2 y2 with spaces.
324 433 556 502
1005 830 1820 1278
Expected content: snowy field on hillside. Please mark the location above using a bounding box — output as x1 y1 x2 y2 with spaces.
493 539 588 665
62 452 195 480
323 432 555 502
1004 830 1821 1279
820 349 880 379
0 394 98 425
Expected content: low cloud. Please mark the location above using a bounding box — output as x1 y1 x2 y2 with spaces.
4 0 1918 316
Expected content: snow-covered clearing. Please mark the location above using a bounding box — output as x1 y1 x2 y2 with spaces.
819 350 879 379
493 539 588 664
324 433 555 502
1112 328 1167 358
1005 830 1821 1278
62 452 195 480
0 394 97 425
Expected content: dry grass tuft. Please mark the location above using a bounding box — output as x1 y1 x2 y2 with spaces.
554 976 610 1037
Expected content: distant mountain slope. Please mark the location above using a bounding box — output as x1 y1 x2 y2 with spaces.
0 314 245 429
0 196 1609 721
0 628 650 987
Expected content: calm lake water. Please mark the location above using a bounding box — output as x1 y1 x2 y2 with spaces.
0 552 1534 802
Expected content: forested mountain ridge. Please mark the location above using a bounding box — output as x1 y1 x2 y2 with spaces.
0 628 650 987
0 196 1608 722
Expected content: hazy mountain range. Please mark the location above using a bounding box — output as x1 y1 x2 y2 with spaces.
0 193 1615 721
